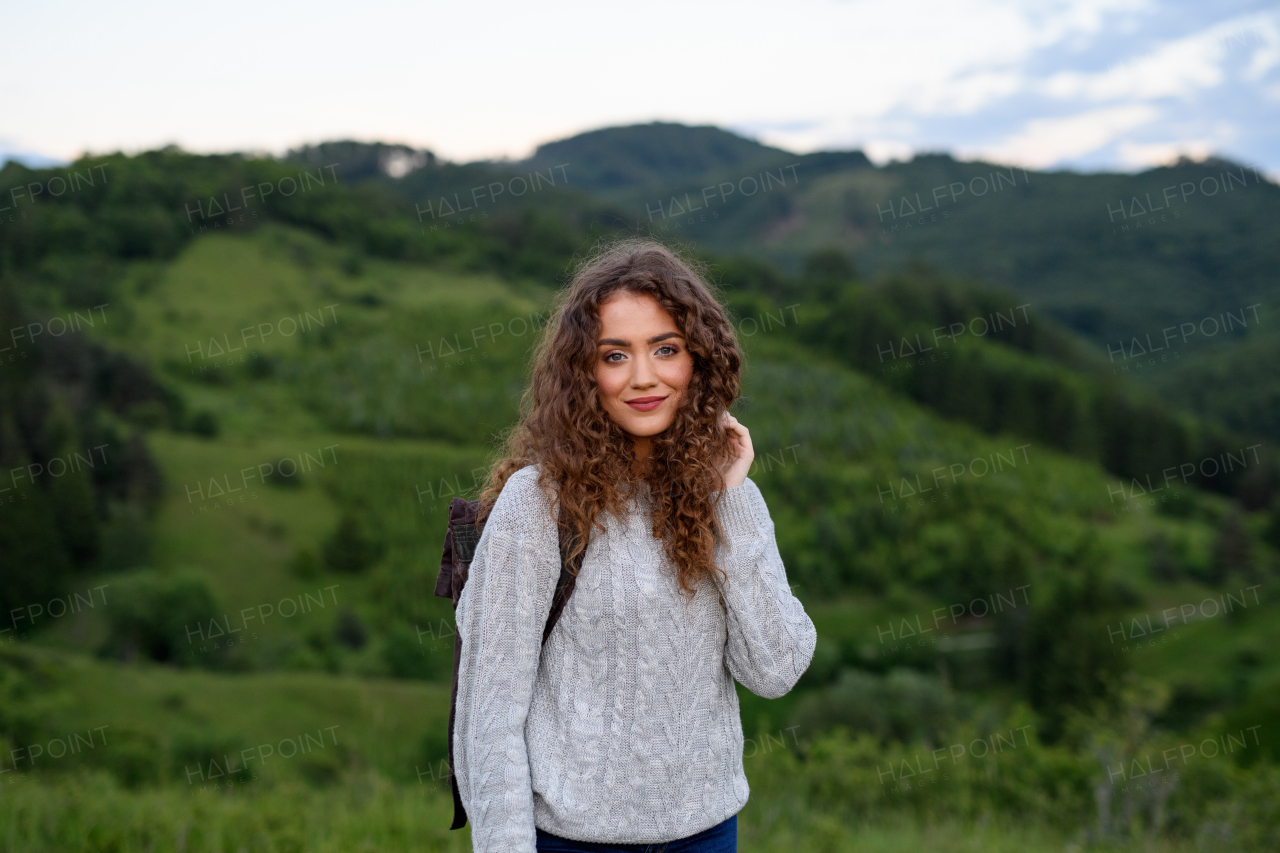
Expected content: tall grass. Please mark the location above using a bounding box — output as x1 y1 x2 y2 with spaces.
4 724 1277 852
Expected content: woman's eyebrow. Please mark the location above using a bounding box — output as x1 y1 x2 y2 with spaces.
596 331 685 346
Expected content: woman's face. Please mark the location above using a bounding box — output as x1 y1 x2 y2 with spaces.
593 291 694 448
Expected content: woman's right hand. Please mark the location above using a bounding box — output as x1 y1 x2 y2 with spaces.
716 410 754 490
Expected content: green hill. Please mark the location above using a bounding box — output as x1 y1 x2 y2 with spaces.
3 147 1280 850
508 125 1276 346
285 128 1280 452
500 124 1280 445
522 121 809 193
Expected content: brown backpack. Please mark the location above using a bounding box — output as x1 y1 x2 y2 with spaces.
433 494 584 830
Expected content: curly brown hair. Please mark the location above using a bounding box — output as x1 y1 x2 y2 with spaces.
477 238 745 599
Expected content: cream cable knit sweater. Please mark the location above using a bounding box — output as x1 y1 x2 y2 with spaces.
453 465 817 851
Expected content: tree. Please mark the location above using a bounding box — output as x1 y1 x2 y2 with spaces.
322 512 382 573
1210 510 1253 583
99 570 223 667
1022 539 1128 742
801 248 857 301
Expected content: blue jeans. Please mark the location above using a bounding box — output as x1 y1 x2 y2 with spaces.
535 814 736 853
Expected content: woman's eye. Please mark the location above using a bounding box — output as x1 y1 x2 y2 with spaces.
605 352 624 363
657 345 678 356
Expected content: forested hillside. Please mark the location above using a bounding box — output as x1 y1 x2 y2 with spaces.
515 124 1276 349
1 140 1279 850
520 124 1280 446
280 124 1280 447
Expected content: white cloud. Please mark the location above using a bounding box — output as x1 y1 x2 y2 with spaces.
905 70 1026 116
1040 12 1279 102
965 103 1160 168
1241 19 1280 81
1042 43 1220 101
752 116 920 155
862 140 918 165
1114 138 1217 169
1017 0 1152 42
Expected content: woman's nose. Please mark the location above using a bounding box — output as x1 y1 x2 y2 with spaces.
630 353 657 386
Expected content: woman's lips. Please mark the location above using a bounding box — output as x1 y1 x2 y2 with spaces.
625 396 668 412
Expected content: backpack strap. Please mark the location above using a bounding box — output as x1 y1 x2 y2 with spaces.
438 492 583 830
440 497 480 830
543 505 584 645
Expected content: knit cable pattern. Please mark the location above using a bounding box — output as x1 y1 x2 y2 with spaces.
453 466 816 852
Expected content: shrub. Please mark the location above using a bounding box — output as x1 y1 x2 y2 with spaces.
322 512 382 573
266 458 303 487
189 410 219 438
333 609 367 650
790 667 956 744
290 544 322 578
102 726 165 788
98 569 224 667
169 727 254 788
383 622 448 681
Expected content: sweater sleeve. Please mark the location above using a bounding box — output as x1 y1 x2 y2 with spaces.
453 466 561 853
713 477 817 699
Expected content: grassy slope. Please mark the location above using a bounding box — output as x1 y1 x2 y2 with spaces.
12 223 1279 850
9 646 450 782
44 222 1268 689
90 224 1275 664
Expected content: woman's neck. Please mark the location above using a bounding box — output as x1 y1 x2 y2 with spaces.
630 436 652 477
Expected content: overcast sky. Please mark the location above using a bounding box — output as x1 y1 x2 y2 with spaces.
4 0 1277 174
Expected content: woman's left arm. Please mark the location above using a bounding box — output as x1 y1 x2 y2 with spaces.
713 477 817 698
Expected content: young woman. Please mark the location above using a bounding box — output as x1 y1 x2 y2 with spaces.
452 240 816 853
